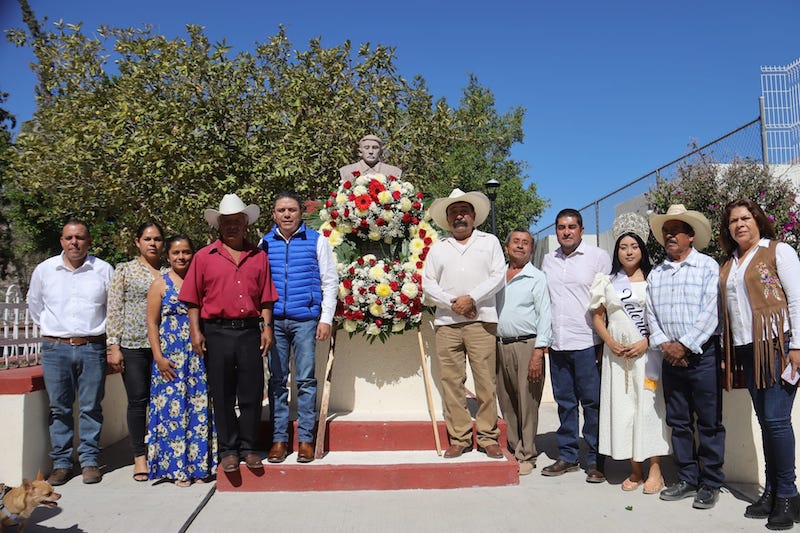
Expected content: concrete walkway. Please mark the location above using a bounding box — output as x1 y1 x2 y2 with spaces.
21 403 764 533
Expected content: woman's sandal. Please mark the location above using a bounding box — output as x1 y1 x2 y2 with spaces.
133 472 149 482
643 476 665 495
621 476 643 491
175 479 192 488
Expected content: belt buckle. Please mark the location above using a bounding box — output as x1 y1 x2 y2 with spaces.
232 319 244 329
68 337 78 346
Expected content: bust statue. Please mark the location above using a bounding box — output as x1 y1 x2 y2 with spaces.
339 134 403 182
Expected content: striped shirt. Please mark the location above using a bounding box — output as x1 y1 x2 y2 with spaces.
646 248 720 354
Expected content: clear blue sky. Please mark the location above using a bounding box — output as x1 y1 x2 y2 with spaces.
2 0 799 232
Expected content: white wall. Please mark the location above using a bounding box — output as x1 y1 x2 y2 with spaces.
0 373 128 486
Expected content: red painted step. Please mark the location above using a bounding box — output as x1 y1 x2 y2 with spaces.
216 419 519 492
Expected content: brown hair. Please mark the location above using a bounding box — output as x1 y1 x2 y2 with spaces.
719 198 776 256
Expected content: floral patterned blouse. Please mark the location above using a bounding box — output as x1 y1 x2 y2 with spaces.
106 258 163 348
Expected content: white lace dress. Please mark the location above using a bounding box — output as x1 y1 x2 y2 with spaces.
589 273 670 461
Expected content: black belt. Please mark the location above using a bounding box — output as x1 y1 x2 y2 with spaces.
204 318 262 330
498 333 537 345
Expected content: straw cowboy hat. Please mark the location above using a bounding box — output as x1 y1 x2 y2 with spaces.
429 188 491 232
649 203 712 250
204 193 260 228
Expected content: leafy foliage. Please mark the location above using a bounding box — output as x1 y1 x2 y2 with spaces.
4 19 546 273
0 92 18 279
645 152 799 263
434 76 548 239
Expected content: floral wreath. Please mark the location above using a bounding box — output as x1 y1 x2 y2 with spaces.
310 171 438 342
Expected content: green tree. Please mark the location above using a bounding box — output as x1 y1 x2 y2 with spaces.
646 153 799 263
5 17 546 272
433 76 548 240
0 92 18 279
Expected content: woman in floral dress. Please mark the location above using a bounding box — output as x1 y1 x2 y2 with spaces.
145 236 216 486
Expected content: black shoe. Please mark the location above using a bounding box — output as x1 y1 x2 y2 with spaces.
692 485 720 509
745 488 774 519
767 495 800 531
660 480 698 501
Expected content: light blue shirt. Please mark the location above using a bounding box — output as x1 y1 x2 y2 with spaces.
496 262 552 348
646 248 720 353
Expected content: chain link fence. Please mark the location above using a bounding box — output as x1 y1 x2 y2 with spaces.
533 117 765 253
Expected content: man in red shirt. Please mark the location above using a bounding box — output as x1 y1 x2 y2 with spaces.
180 194 277 473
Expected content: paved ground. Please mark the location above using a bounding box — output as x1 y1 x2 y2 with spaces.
17 403 766 533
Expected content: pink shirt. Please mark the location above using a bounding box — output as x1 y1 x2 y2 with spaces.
542 240 611 351
179 240 277 319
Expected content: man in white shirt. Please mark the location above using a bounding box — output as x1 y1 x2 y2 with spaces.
27 220 114 486
541 208 611 482
423 189 505 459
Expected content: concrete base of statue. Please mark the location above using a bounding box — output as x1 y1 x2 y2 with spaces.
292 311 554 419
311 317 451 419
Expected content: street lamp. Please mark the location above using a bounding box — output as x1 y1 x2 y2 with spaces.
485 179 500 235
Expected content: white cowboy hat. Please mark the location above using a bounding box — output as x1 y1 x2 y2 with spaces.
649 204 712 250
204 193 260 228
428 188 491 232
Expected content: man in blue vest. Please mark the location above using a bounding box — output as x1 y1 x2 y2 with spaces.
259 191 339 463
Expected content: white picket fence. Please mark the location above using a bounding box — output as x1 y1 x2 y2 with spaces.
0 285 42 369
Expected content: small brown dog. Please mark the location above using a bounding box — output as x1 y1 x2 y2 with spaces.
1 471 61 533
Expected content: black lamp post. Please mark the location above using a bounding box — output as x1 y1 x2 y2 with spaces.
485 178 500 235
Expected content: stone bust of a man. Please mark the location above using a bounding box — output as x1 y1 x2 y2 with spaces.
339 134 403 182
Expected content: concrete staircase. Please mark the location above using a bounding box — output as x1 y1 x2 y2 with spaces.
216 418 519 491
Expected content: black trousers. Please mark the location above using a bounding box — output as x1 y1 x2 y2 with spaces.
204 323 264 458
120 347 153 457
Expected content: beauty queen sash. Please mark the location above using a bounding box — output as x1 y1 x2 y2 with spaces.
611 273 662 388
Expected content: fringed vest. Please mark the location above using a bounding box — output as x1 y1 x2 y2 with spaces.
719 240 789 390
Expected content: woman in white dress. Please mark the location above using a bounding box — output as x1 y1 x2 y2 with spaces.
589 213 670 494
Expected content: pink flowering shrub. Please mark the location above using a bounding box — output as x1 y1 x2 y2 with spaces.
646 154 800 263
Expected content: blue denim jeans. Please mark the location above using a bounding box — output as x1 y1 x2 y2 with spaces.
739 341 798 498
662 338 725 488
41 339 107 469
268 318 319 443
549 345 601 465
